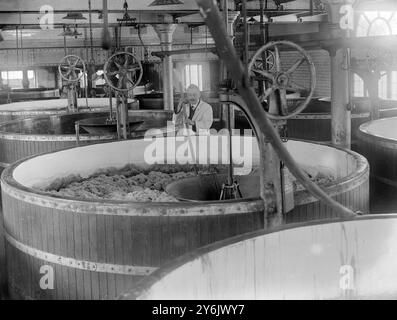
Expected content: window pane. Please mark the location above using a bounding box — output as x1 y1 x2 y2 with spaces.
28 70 35 79
357 11 397 37
198 65 202 90
391 71 397 100
353 74 365 97
183 64 203 91
7 71 23 80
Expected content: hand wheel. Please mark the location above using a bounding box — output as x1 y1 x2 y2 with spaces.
103 52 143 93
58 55 85 83
248 40 316 120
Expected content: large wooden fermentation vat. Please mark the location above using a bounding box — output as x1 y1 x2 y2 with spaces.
235 97 372 144
0 88 60 104
357 117 397 188
0 98 121 122
1 137 263 299
0 110 171 297
0 110 172 170
0 136 368 299
126 215 397 300
167 140 369 223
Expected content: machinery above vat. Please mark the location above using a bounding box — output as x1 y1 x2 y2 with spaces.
74 51 145 138
2 0 397 302
58 54 89 112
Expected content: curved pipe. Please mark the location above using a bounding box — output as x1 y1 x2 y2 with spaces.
196 0 357 218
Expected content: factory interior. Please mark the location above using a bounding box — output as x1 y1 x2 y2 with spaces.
1 0 397 301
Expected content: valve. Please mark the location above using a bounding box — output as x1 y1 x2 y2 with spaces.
248 40 316 120
58 55 85 83
103 51 143 93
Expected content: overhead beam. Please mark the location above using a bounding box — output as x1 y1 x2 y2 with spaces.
0 0 200 12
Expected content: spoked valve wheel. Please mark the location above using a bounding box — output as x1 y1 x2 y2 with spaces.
58 55 85 83
103 52 143 93
248 40 316 120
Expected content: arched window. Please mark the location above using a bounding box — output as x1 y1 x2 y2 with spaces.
356 11 397 100
356 11 396 37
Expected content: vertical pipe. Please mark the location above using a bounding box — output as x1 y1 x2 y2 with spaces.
109 87 113 119
227 104 233 186
116 92 121 140
84 63 89 110
258 0 265 96
75 123 80 146
88 0 94 61
101 0 112 50
63 34 67 56
330 48 351 149
154 25 176 111
242 0 249 74
220 0 230 129
121 96 128 139
16 27 19 67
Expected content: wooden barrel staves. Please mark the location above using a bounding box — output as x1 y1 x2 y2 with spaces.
1 177 263 300
125 215 397 300
0 137 369 299
0 110 172 171
0 98 122 123
0 137 265 299
357 117 397 188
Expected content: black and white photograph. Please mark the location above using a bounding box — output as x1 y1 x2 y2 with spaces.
0 0 395 304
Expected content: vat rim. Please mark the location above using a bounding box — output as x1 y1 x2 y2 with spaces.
121 213 397 300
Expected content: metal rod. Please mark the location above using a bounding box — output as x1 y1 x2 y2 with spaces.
116 92 121 140
109 87 113 119
183 108 199 174
195 0 357 219
227 104 233 186
16 27 19 66
121 94 128 139
242 0 249 74
75 123 80 146
88 0 94 62
101 0 112 50
83 63 89 110
63 25 67 55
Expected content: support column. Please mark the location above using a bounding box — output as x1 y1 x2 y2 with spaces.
154 24 176 111
367 74 381 119
22 69 29 89
220 11 239 129
323 0 352 148
329 47 351 149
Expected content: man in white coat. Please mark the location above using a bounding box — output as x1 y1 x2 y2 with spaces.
173 84 213 135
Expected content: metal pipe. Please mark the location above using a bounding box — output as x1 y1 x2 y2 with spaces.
75 123 80 146
195 0 357 219
109 87 113 119
88 0 94 62
101 0 112 50
227 104 233 186
63 26 67 56
242 0 249 74
83 62 89 110
16 27 19 66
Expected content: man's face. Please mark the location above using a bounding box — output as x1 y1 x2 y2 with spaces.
187 88 200 105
